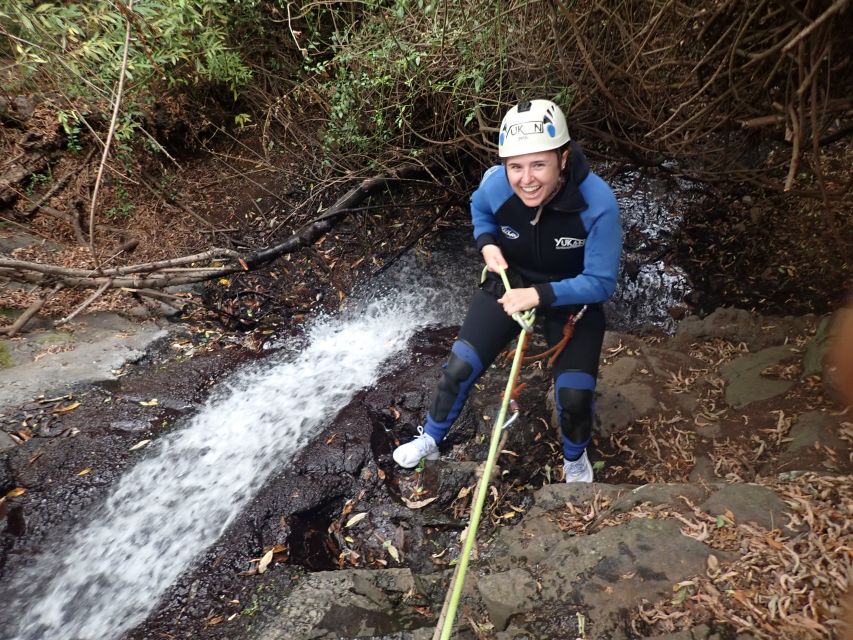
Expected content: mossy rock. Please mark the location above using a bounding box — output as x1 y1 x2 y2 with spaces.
0 342 12 369
35 331 74 345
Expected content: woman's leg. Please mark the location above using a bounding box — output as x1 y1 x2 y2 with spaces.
422 289 520 443
544 305 605 463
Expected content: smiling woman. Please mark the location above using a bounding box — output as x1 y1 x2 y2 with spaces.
505 150 567 209
392 99 622 484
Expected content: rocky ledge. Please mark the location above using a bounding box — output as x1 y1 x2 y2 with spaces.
1 307 850 640
250 307 851 640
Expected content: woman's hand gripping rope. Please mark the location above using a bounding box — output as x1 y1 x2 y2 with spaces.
481 266 536 332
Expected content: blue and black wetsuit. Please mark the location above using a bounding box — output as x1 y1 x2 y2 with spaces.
423 142 622 460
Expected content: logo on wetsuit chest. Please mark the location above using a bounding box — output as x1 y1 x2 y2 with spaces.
501 225 520 240
554 237 585 249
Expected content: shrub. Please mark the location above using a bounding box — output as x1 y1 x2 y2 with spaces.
0 0 261 142
297 0 572 167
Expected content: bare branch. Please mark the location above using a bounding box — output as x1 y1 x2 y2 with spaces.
89 0 134 261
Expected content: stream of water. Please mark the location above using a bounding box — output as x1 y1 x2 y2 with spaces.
5 286 452 640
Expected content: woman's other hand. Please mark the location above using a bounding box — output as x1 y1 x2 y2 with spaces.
498 288 540 315
481 244 508 273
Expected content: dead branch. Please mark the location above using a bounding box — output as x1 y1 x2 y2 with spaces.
0 166 424 307
89 0 134 261
1 284 63 337
781 0 850 53
57 280 111 325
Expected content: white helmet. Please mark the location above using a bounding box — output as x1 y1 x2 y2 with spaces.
498 99 570 158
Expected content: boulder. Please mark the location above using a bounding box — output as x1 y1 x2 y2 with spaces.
255 568 442 640
720 346 798 407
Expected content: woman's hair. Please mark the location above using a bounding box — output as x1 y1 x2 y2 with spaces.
557 142 573 183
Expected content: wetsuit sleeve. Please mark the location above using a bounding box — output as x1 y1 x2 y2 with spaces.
470 166 510 250
533 183 621 307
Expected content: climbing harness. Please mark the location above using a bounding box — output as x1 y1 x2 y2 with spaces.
434 268 533 640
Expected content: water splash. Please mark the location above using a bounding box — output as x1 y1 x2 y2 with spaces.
6 291 445 640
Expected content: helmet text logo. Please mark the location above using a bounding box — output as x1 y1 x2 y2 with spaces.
507 121 544 137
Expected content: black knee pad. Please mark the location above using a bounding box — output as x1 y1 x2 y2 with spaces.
558 387 594 444
429 351 474 422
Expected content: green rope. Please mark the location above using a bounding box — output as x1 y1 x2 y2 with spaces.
480 266 535 332
437 268 533 640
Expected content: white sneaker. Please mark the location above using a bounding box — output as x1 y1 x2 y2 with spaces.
563 450 593 483
392 427 439 469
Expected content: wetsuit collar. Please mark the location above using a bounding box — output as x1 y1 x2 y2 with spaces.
549 141 590 214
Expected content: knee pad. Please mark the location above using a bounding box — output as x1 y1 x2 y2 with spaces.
429 340 483 422
555 371 595 444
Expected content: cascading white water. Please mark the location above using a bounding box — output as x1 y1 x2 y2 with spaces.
7 289 449 640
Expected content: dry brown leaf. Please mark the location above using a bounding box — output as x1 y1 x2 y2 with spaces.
129 439 151 451
345 512 368 528
77 467 92 476
53 401 81 414
6 487 26 498
401 496 437 509
257 549 274 574
385 542 400 562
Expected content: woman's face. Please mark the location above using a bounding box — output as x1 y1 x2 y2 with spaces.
505 150 568 208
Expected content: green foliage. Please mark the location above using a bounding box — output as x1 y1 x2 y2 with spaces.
0 0 263 145
25 170 52 196
234 113 252 129
57 109 83 152
105 182 134 219
298 1 572 163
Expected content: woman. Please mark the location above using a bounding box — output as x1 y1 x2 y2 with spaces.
393 99 622 483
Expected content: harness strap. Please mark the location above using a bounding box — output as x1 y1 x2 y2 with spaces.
521 304 588 366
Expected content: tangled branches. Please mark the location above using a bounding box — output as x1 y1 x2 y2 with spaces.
554 0 851 212
294 0 850 208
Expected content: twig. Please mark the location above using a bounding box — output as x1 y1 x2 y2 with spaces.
781 0 850 53
23 148 96 217
137 175 219 231
57 280 112 325
286 3 308 57
2 284 63 337
309 166 425 224
88 0 134 262
369 203 451 278
121 287 199 306
783 101 801 192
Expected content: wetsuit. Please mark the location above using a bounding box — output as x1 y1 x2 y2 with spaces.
423 142 621 460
